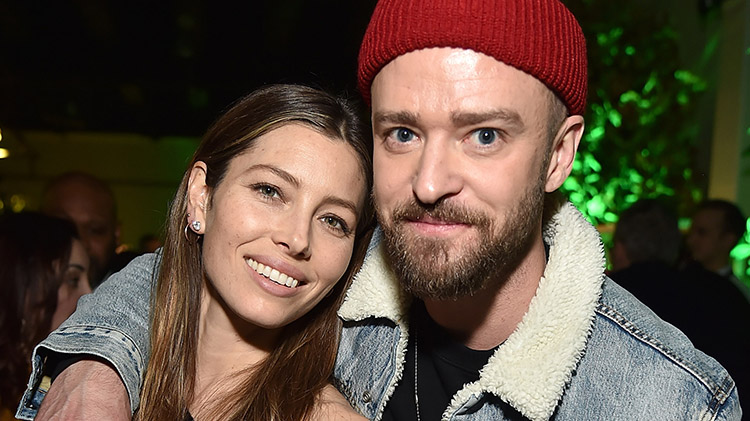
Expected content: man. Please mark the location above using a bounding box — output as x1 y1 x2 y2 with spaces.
685 199 750 302
18 0 740 419
41 172 136 289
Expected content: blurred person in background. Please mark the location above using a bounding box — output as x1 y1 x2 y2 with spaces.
0 212 90 420
138 233 162 254
685 198 750 302
41 172 137 289
608 198 683 313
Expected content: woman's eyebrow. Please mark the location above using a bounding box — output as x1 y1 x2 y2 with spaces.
245 164 301 187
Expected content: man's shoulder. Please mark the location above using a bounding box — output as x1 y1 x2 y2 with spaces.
589 277 736 402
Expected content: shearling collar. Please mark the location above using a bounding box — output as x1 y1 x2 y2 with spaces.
338 202 606 420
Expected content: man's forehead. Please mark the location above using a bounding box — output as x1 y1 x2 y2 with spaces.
370 48 551 126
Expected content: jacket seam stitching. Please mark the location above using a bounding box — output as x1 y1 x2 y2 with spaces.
594 302 730 410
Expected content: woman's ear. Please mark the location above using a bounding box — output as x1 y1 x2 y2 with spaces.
545 115 584 193
187 161 209 234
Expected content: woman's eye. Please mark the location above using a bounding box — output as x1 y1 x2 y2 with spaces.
256 184 280 199
322 215 350 235
389 127 416 143
64 272 80 287
470 128 500 145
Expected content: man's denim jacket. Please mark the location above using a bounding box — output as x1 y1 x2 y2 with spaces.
18 203 742 420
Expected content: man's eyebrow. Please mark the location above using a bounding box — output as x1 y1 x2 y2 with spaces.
372 110 419 127
246 164 301 187
451 109 525 131
373 109 525 133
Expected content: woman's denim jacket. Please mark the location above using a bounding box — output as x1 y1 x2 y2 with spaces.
18 203 742 420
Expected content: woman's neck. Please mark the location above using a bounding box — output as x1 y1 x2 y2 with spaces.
191 287 282 416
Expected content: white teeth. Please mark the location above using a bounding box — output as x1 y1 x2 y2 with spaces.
246 258 300 288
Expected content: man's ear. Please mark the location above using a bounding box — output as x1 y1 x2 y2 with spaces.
720 232 740 255
545 115 584 192
187 161 209 233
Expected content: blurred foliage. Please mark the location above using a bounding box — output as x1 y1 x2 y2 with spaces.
561 0 709 226
564 0 750 286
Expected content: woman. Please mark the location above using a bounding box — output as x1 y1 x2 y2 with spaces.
135 84 374 420
0 212 91 419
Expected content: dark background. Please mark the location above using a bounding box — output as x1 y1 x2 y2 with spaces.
0 1 378 137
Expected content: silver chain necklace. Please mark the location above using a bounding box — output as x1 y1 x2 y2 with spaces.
414 328 421 421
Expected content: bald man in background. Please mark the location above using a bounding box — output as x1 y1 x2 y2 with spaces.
42 172 136 289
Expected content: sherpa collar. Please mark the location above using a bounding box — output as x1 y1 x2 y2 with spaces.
338 202 605 420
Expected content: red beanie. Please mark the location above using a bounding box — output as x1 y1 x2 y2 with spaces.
358 0 588 115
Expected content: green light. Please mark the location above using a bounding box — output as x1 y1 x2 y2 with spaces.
641 149 650 157
627 169 643 183
586 197 607 218
643 73 658 94
625 45 635 56
589 126 605 142
564 177 581 190
731 243 750 260
584 154 602 172
608 110 622 127
620 90 639 103
585 174 601 184
596 33 608 46
604 212 618 223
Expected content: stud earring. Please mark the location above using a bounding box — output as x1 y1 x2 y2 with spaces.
191 220 201 232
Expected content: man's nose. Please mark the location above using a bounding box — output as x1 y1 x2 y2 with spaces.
411 140 464 205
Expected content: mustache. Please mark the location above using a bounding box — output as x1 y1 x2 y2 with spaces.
389 199 491 227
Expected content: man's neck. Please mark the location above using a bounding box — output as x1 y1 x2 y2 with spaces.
700 256 731 273
423 239 547 350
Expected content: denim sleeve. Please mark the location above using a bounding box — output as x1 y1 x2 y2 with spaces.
15 252 160 419
716 386 743 421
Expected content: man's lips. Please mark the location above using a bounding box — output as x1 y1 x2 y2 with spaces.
407 214 467 224
404 215 471 233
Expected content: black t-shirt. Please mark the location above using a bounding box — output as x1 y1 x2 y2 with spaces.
382 301 497 421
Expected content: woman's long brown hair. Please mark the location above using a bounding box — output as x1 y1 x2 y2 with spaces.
0 212 77 410
135 84 373 421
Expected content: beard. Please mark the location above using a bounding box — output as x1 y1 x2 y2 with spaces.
377 177 546 301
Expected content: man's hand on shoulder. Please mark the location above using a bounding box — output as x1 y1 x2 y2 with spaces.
36 358 130 421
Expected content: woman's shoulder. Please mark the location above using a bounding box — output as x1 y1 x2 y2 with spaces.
312 384 367 421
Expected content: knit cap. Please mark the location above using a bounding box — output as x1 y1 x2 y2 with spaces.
357 0 588 115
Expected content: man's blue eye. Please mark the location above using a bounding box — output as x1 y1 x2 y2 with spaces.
393 128 415 143
473 129 499 145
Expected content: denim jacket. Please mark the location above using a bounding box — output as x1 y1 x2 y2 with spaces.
18 203 741 420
